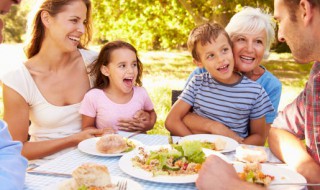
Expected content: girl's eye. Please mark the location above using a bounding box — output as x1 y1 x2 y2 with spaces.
83 20 88 25
133 63 138 67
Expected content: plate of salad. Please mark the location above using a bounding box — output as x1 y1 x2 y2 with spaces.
119 140 207 183
234 162 306 190
179 134 239 153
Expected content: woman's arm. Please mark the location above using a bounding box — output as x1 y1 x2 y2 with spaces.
3 85 104 160
183 112 243 143
243 117 266 146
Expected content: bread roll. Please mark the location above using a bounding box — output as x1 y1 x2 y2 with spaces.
96 134 128 154
59 163 114 190
72 163 112 187
214 138 226 151
235 145 267 163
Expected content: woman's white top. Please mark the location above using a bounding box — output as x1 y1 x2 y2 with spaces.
1 49 98 165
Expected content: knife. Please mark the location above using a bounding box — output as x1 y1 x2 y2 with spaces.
269 183 320 187
27 170 72 178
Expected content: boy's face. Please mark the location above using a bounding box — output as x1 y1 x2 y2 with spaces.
194 34 235 84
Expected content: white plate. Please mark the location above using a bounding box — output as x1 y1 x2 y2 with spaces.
234 163 306 190
179 134 239 153
202 148 232 163
78 137 143 157
45 176 143 190
119 145 198 183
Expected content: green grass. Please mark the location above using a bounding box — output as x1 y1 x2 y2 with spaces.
0 47 312 136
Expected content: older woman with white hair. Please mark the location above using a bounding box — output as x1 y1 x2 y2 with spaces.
183 7 281 141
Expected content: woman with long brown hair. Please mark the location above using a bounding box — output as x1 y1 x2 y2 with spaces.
2 0 104 165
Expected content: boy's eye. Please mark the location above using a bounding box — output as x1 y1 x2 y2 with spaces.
223 48 229 53
207 54 214 59
119 64 125 68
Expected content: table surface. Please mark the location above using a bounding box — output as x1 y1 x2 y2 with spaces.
24 132 282 190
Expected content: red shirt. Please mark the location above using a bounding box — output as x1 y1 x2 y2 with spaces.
273 62 320 164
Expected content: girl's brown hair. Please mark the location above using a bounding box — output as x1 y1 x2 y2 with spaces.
25 0 92 58
90 40 143 89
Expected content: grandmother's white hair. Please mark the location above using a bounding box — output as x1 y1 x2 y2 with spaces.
225 7 276 59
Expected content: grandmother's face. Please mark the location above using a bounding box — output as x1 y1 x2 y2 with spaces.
231 30 266 73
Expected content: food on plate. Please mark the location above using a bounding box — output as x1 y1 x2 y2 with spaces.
96 134 135 154
237 163 275 186
235 145 268 163
132 140 205 176
59 163 116 190
201 138 226 151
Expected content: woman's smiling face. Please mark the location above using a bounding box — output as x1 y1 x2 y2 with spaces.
231 30 267 73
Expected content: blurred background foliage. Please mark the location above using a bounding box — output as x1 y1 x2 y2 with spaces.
2 0 289 51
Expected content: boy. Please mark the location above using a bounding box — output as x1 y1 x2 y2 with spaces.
165 22 273 146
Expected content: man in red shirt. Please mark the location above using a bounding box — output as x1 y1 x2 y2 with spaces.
268 0 320 187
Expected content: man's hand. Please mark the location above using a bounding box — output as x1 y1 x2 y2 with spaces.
196 155 265 190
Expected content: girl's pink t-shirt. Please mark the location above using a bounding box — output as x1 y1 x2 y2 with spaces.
79 87 154 131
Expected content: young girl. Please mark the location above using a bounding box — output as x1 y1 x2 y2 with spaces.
79 40 157 133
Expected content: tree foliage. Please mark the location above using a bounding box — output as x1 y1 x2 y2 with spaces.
2 2 31 43
91 0 274 50
91 0 194 50
3 0 275 50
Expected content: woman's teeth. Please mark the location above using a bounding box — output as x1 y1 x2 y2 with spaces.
69 36 80 42
240 56 254 61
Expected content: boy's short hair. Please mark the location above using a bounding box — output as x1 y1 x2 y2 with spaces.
187 22 232 61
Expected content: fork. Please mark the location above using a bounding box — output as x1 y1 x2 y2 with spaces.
117 180 127 190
